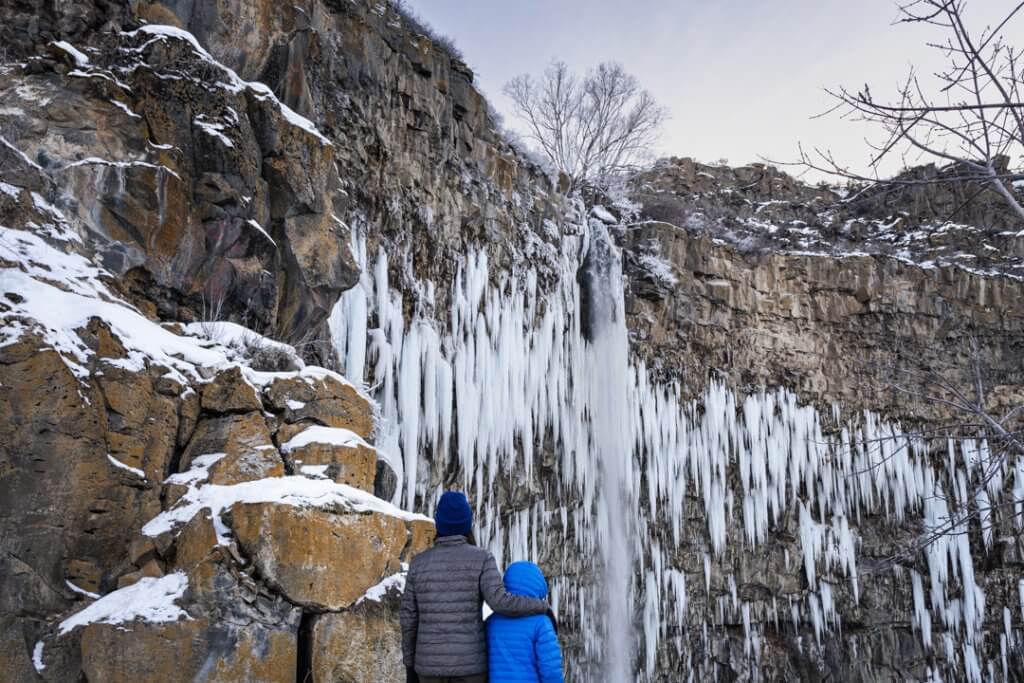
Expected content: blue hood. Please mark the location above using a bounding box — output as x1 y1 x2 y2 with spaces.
503 561 548 599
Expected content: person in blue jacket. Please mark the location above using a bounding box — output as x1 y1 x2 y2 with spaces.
485 561 564 683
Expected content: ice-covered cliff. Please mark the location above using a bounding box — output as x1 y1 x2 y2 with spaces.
1 1 1023 681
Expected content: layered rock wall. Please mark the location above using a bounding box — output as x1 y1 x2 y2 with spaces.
1 0 1023 681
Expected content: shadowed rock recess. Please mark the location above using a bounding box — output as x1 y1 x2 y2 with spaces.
0 0 1022 681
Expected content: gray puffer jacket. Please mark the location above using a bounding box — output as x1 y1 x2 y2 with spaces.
400 535 549 677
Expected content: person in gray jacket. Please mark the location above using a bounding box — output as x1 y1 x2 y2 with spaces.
401 491 551 683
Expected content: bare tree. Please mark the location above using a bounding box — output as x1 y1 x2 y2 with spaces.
800 0 1024 221
504 61 667 192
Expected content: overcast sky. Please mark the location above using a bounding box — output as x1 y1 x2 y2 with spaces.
405 0 1020 179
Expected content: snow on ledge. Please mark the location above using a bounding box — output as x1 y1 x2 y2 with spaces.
280 425 371 453
356 567 407 605
590 205 617 224
242 364 373 409
182 321 302 370
0 226 359 390
65 580 100 600
32 641 45 673
107 454 147 480
52 40 90 67
299 464 330 479
125 25 332 147
164 452 226 487
0 227 227 381
58 573 190 635
142 476 432 544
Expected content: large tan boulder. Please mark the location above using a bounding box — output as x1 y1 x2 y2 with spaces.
178 412 283 485
263 372 375 439
171 510 222 571
311 591 404 683
201 366 263 414
228 502 407 610
60 554 301 683
79 617 296 683
280 426 377 492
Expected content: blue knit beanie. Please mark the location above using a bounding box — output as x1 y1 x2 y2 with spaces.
435 491 473 537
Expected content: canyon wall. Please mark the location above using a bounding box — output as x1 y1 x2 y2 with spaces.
0 1 1022 681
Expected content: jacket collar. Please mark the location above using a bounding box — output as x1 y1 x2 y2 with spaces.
434 535 468 547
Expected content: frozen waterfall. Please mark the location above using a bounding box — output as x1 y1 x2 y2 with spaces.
329 208 1023 681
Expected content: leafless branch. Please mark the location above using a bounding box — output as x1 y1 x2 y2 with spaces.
798 0 1024 221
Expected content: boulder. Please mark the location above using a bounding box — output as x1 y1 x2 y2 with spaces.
170 510 221 571
79 617 296 683
178 412 283 485
263 373 375 440
281 426 377 492
200 366 262 414
227 502 407 610
311 589 404 683
65 551 300 683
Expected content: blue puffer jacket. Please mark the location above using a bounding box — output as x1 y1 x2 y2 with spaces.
486 562 564 683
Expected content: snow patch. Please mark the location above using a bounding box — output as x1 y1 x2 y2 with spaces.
62 157 181 180
637 252 679 287
58 573 189 635
245 219 276 247
32 641 45 672
1 136 43 171
280 425 371 453
299 464 329 479
142 476 431 544
181 322 300 369
356 569 406 605
51 41 90 67
0 230 228 381
165 453 226 487
66 580 100 599
109 99 142 119
591 205 616 224
193 114 234 148
107 454 146 479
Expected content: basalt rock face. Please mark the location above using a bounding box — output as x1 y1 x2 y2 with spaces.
128 0 566 314
631 156 1024 278
617 156 1024 417
0 319 433 682
2 0 1024 682
0 18 356 342
619 217 1024 415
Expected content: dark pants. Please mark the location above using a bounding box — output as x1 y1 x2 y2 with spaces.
420 676 486 683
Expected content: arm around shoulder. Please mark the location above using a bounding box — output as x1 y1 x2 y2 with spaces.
479 552 548 617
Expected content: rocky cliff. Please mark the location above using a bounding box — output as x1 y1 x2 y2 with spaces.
1 1 1023 682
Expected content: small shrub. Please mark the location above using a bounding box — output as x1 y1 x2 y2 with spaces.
391 0 464 62
237 334 297 372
